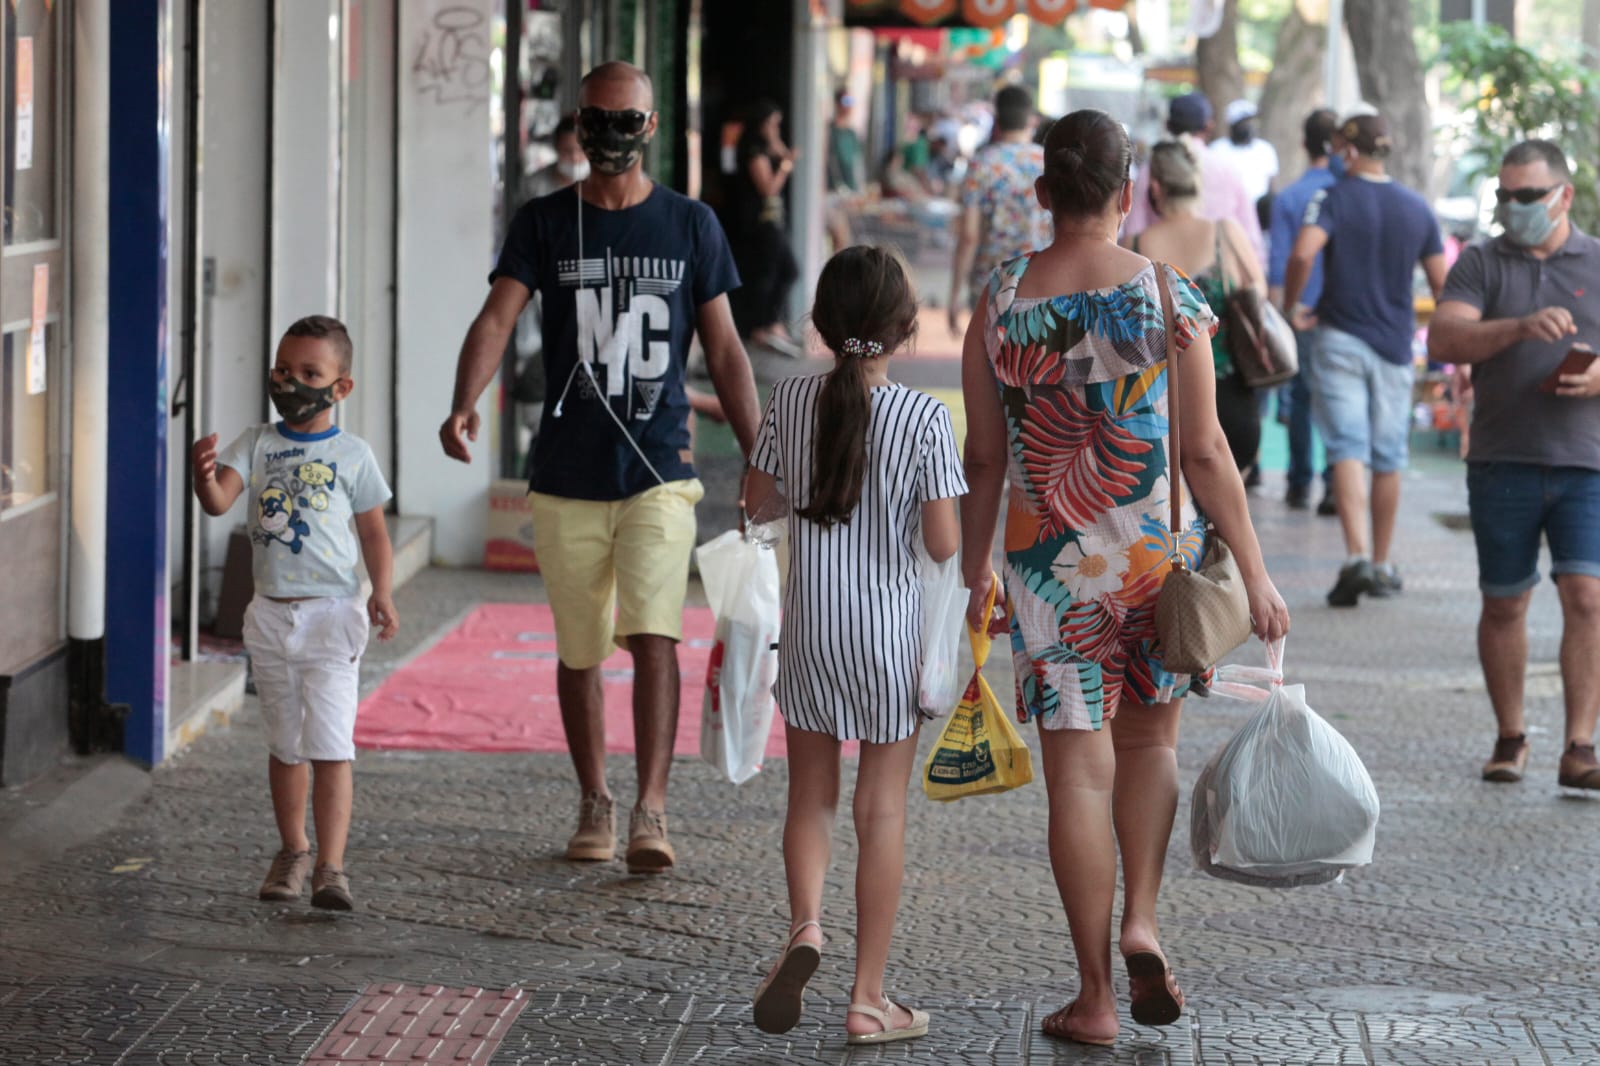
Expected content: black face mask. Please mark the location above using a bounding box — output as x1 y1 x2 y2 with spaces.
270 374 339 423
576 108 653 175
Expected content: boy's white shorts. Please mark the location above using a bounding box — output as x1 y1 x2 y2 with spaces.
242 596 369 763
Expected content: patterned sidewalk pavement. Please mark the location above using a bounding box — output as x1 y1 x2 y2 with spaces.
5 439 1600 1063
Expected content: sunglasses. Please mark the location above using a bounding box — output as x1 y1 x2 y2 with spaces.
1494 185 1559 205
577 107 653 136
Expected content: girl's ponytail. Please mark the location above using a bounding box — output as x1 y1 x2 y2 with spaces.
795 355 870 526
796 246 918 527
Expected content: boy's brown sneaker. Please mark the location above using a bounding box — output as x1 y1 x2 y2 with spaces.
1558 742 1600 790
310 865 354 911
1482 734 1529 783
565 791 617 861
259 848 313 901
625 805 675 874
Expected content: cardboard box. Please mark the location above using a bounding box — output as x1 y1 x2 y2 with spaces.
485 478 539 572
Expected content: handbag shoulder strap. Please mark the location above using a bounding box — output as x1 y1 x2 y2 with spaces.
1154 262 1183 537
1213 221 1233 297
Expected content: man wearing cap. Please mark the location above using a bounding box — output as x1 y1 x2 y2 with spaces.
1208 99 1279 207
948 85 1051 337
1268 108 1340 513
1282 111 1448 607
1428 139 1600 792
1123 91 1264 262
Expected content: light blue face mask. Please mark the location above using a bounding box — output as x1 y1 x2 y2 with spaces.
1496 189 1562 248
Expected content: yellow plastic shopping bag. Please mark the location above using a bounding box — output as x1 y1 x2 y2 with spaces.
922 576 1034 801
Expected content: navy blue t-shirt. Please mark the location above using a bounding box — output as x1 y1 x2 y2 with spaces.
491 184 740 500
1306 175 1443 365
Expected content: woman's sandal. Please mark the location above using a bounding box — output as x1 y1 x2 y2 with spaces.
752 920 822 1034
1125 950 1186 1027
1040 1002 1117 1047
845 997 930 1045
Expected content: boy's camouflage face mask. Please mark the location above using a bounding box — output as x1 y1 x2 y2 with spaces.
269 374 338 423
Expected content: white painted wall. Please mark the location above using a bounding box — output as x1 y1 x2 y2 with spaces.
395 0 496 565
271 0 341 332
196 0 271 614
340 0 396 476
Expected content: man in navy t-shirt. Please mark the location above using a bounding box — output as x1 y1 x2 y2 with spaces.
1282 112 1447 608
440 61 760 875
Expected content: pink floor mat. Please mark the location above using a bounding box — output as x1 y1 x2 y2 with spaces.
355 603 789 759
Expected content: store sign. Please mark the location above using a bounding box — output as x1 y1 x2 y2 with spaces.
846 0 1123 25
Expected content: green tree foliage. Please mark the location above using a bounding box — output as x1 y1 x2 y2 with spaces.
1439 23 1600 231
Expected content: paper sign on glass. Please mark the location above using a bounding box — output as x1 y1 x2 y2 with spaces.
27 263 47 395
16 37 33 171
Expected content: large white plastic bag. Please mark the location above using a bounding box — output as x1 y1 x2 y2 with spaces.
917 548 964 718
696 529 781 784
1191 643 1379 887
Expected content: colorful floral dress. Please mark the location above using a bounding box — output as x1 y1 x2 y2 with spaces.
983 255 1219 731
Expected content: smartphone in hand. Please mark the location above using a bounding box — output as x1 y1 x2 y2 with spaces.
1540 346 1598 393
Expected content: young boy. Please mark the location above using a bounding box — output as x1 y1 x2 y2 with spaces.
192 315 399 910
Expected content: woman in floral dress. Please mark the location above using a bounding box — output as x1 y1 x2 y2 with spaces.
959 109 1290 1048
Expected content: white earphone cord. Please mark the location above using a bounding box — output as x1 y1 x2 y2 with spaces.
549 180 666 488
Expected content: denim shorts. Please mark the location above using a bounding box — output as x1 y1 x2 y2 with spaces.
1308 326 1413 473
1466 462 1600 597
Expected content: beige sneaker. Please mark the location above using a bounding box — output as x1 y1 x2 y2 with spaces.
310 865 354 911
565 791 617 861
1482 734 1529 783
258 848 313 901
626 805 675 874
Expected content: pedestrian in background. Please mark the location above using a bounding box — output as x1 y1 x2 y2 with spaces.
440 61 762 875
522 114 587 203
1429 139 1600 791
824 88 861 253
1269 108 1340 513
730 99 803 357
1283 112 1447 607
962 109 1288 1048
1123 92 1264 263
948 85 1052 338
746 246 966 1046
1207 99 1279 212
192 316 399 912
1128 140 1267 476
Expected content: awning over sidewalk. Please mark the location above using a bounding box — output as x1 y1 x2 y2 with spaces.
846 0 1127 28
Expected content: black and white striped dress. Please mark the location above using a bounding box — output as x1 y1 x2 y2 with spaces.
750 376 969 743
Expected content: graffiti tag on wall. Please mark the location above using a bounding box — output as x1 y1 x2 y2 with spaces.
412 6 492 112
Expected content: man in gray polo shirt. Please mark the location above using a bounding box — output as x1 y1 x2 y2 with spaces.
1430 139 1600 792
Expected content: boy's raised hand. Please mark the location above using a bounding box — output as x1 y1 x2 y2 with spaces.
368 594 400 641
191 432 220 485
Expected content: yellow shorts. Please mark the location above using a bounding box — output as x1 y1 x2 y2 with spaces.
528 478 705 670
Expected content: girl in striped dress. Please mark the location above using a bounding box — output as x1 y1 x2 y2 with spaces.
745 246 967 1045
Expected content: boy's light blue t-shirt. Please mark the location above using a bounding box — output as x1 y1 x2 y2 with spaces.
217 422 392 599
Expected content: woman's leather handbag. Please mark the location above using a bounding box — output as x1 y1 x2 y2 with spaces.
1218 226 1298 388
1152 264 1254 676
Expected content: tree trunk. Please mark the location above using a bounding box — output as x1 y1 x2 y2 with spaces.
1585 0 1600 69
1343 0 1433 195
1257 3 1327 190
1196 0 1244 137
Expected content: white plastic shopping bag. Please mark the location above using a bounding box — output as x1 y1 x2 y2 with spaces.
1191 641 1380 887
917 548 964 718
696 527 781 784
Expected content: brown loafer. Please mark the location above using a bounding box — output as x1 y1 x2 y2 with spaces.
1482 734 1529 783
1558 742 1600 790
